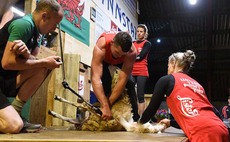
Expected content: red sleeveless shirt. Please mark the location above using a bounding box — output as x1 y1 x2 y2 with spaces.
132 40 149 76
99 31 124 65
167 73 228 141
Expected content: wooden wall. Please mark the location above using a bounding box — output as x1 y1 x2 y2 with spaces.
27 21 80 127
30 34 81 127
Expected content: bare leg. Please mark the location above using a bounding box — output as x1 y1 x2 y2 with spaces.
16 67 49 102
10 67 49 131
0 106 23 133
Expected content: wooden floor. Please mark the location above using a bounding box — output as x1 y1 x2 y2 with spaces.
0 126 188 142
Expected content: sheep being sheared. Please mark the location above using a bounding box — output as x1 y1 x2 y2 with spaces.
80 65 136 131
49 65 132 131
49 65 166 133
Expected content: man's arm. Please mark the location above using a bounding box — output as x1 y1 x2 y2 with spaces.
91 37 109 107
91 37 112 119
0 8 14 29
1 40 62 70
109 44 136 105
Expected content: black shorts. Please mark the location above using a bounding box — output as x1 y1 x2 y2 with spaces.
0 70 18 109
0 90 11 109
101 62 122 96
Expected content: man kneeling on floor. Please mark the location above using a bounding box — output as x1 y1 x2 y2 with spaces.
0 0 63 133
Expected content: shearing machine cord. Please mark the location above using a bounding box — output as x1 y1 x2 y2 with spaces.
57 24 102 115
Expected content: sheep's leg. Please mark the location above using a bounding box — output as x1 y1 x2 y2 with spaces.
53 95 101 119
54 95 100 117
48 110 81 124
118 117 136 132
54 95 88 110
146 123 167 133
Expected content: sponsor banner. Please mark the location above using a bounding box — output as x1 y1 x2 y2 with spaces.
92 0 138 39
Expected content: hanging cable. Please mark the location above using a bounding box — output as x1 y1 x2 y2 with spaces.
57 24 102 115
58 24 66 81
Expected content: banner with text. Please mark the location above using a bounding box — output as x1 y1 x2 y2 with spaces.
92 0 138 39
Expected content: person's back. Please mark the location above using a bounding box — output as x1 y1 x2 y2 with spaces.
139 50 229 142
167 72 228 142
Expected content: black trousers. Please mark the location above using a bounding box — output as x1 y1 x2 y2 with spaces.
101 62 140 121
131 76 148 103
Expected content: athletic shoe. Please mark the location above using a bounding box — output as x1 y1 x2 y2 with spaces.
20 117 42 133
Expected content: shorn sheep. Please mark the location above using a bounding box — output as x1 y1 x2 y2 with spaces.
49 65 166 133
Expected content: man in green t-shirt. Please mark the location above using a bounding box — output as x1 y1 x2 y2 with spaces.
0 0 63 134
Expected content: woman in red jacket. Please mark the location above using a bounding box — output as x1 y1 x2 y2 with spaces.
139 50 229 142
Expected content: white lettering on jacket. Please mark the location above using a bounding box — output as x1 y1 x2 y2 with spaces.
177 95 199 117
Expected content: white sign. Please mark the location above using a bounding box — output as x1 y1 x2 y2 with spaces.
92 0 138 39
78 75 85 96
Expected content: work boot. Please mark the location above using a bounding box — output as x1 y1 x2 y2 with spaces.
20 117 42 133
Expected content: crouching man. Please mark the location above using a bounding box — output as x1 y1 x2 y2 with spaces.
0 0 63 133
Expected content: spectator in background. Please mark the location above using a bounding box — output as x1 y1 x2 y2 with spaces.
132 24 151 115
0 0 63 134
220 95 230 120
138 50 229 142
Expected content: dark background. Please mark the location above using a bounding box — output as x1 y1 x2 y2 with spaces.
138 0 230 104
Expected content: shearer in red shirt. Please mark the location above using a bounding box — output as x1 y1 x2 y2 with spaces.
139 50 229 142
91 31 140 121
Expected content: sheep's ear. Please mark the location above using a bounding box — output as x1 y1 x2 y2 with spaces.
115 68 121 75
108 65 115 76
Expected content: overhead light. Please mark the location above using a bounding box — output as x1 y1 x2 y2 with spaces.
157 38 161 43
11 6 25 16
189 0 197 5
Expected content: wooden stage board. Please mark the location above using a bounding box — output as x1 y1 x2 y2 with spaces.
0 127 188 142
